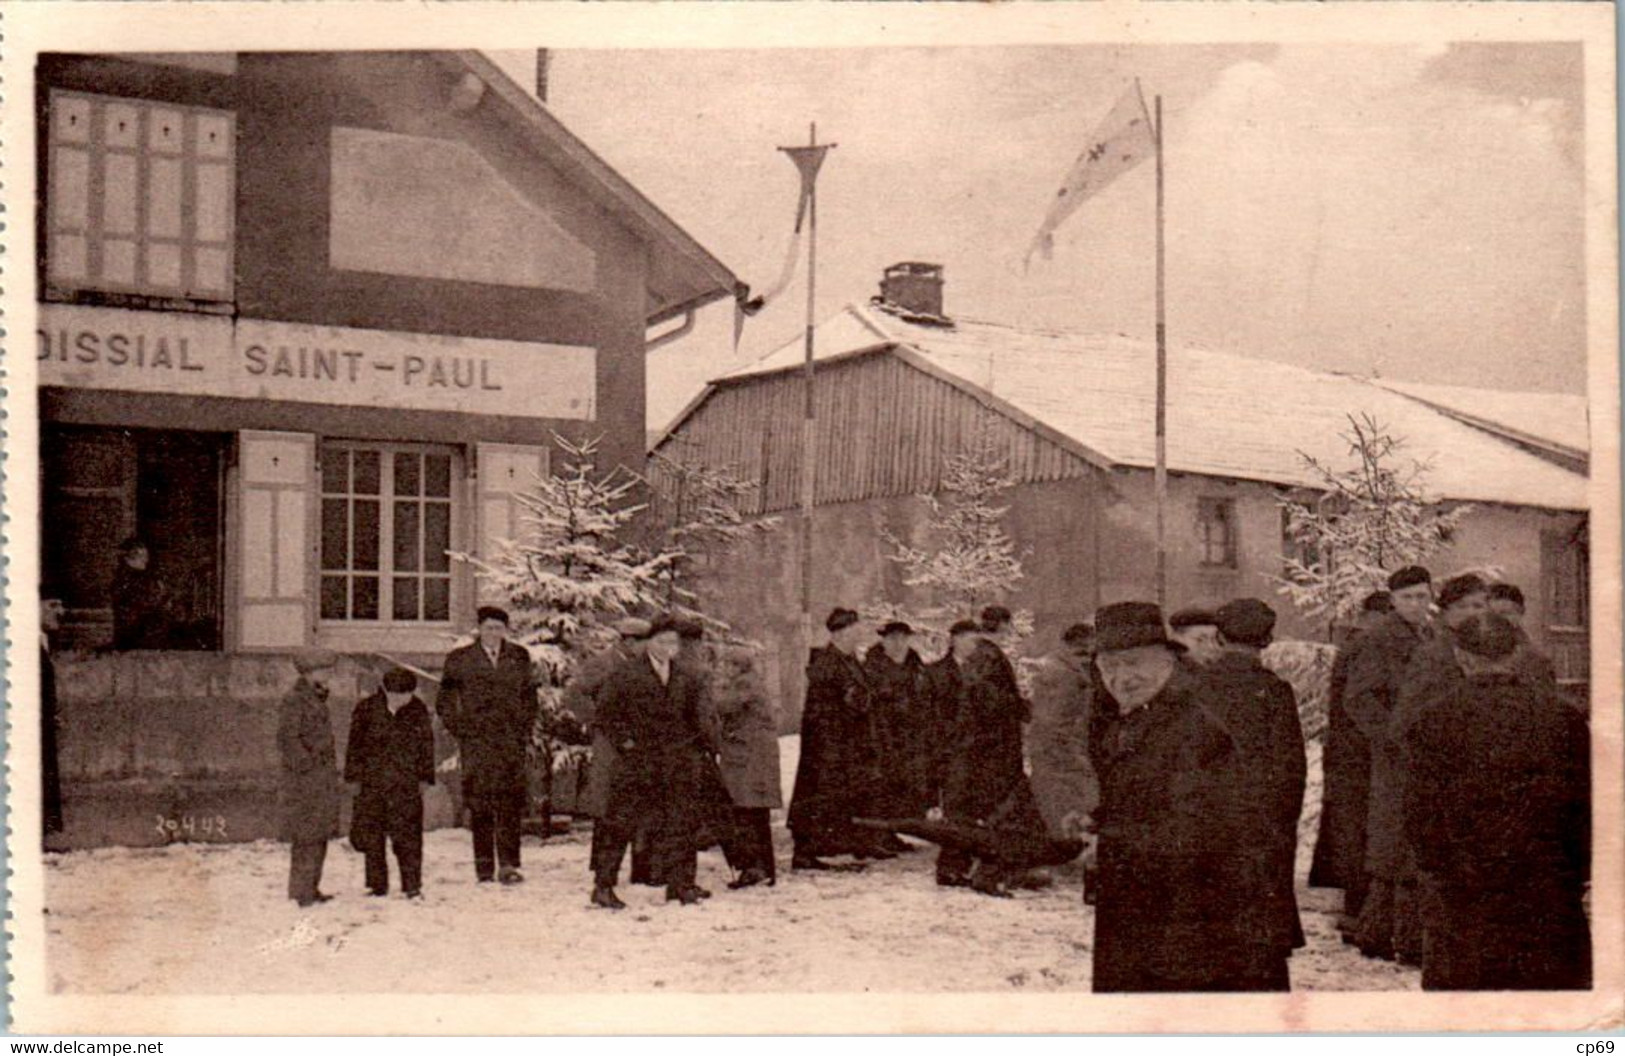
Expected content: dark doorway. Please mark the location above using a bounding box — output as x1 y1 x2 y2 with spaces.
42 425 226 651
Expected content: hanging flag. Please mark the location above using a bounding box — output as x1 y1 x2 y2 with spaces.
1026 80 1156 267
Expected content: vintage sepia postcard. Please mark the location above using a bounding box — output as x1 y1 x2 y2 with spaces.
2 0 1619 1036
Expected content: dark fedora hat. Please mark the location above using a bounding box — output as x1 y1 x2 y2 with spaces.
1215 598 1276 648
877 620 914 638
1094 602 1176 654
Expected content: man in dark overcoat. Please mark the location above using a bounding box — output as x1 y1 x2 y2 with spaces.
41 587 66 845
788 608 889 870
590 617 712 907
863 621 933 836
278 649 343 907
1404 614 1590 990
940 612 1040 896
345 667 435 898
1087 602 1259 991
437 606 539 885
569 619 650 884
1346 565 1435 961
1205 598 1308 990
1310 590 1391 931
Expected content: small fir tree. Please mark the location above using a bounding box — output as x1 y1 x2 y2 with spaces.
1276 413 1471 627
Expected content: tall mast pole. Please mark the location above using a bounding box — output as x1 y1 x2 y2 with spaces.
1154 95 1168 612
801 122 818 637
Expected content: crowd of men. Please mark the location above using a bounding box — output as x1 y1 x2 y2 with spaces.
79 560 1580 994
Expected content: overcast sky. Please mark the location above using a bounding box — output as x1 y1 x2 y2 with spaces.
491 44 1587 430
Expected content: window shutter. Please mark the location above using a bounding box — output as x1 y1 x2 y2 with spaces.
236 430 315 649
475 442 549 602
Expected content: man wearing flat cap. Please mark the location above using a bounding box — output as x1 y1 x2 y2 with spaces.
788 608 890 870
1086 602 1258 991
438 606 539 885
345 667 435 898
279 649 343 907
1403 614 1590 990
1343 565 1436 962
863 621 932 839
1202 598 1307 989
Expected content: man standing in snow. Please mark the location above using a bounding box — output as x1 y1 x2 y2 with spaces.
863 621 932 838
438 606 539 886
788 608 890 870
1204 598 1307 989
345 667 435 899
278 649 343 908
1087 601 1255 991
1404 614 1590 990
1310 590 1392 936
1345 565 1435 962
1027 622 1098 841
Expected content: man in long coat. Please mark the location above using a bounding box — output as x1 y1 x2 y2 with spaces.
1205 599 1308 990
788 608 888 870
1404 614 1590 990
713 645 783 888
1310 590 1391 930
590 618 711 907
939 611 1043 896
278 649 342 907
1346 565 1435 962
863 621 933 836
438 605 539 885
569 619 650 883
1027 622 1098 840
345 666 435 898
1087 602 1258 992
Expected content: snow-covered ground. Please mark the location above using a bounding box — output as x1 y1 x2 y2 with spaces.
42 738 1418 995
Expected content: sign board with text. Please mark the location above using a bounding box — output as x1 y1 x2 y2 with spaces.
37 303 597 420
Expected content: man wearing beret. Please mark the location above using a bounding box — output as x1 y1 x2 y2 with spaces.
1203 598 1308 989
278 649 343 907
438 606 539 885
345 667 435 898
1403 614 1590 990
788 608 890 870
1086 602 1258 991
1344 565 1436 962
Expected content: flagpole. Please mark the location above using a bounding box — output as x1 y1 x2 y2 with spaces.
801 123 819 643
1153 95 1168 612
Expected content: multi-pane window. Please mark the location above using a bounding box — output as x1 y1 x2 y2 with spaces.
46 90 235 301
1197 497 1238 569
320 443 455 624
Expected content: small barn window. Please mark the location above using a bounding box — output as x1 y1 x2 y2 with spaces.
1197 497 1237 569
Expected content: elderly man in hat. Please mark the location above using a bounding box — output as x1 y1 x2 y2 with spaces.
345 667 435 899
1345 565 1436 961
591 615 713 906
1204 598 1307 989
1404 614 1590 990
438 606 539 885
1168 607 1223 667
864 620 932 843
1086 602 1257 991
570 619 652 889
788 608 891 871
279 649 343 907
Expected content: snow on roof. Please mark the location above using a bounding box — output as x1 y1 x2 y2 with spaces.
717 304 1586 511
1363 377 1590 455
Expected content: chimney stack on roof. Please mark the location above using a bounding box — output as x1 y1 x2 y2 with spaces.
874 262 948 324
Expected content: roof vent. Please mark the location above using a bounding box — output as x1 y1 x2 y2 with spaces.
872 261 952 326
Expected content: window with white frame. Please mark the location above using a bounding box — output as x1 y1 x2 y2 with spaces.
46 90 235 301
320 443 457 625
